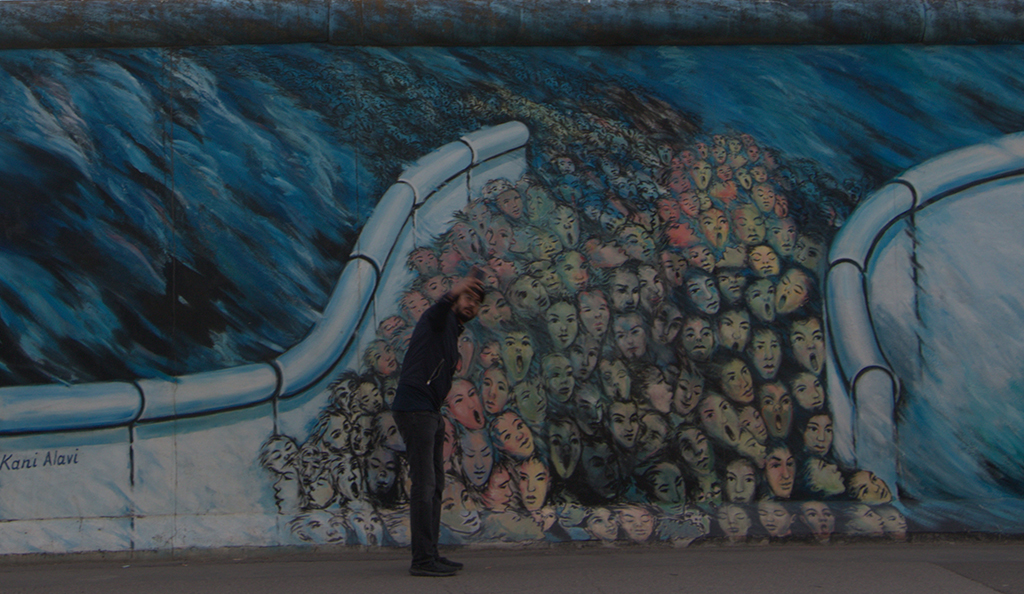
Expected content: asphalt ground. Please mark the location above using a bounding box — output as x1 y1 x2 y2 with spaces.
1 541 1022 594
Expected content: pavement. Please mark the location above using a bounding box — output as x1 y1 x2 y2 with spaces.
1 540 1023 594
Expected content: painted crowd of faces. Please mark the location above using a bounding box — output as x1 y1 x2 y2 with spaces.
259 127 909 547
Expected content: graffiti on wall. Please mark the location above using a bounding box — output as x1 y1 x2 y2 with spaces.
263 114 908 545
2 45 1024 552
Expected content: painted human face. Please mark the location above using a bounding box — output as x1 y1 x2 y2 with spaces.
672 367 705 416
447 379 485 430
532 228 562 261
848 471 893 504
685 272 721 315
738 405 769 445
718 309 751 351
752 183 775 213
759 383 793 439
716 269 747 305
484 216 517 259
790 372 825 410
845 504 885 536
575 385 606 435
801 501 835 543
877 505 908 540
765 445 796 499
647 462 686 504
806 458 846 496
686 244 715 274
366 445 398 495
720 358 755 405
481 367 511 414
517 458 550 511
749 245 780 277
636 412 669 460
557 251 589 293
530 260 563 298
551 205 579 248
501 330 534 383
553 156 576 175
748 328 782 381
545 301 580 351
725 459 757 503
568 335 601 382
775 268 812 315
716 504 752 542
619 506 655 542
321 414 350 454
488 256 519 287
364 341 398 377
736 429 767 467
401 290 430 322
640 368 673 414
599 358 632 401
578 290 611 338
376 411 404 452
619 225 656 262
585 508 619 541
514 380 547 426
483 465 515 511
613 313 647 360
492 411 535 459
657 198 682 225
681 317 716 362
758 500 794 538
676 427 714 476
354 381 383 415
456 332 477 378
795 235 825 272
549 420 582 479
660 250 688 288
651 302 684 347
508 275 550 315
582 442 620 499
479 340 501 369
637 265 665 312
477 291 512 330
803 414 834 457
698 394 742 447
608 269 640 313
495 189 523 220
734 168 753 192
525 185 555 224
608 401 640 449
408 248 439 277
542 354 575 404
790 318 825 375
441 481 482 535
699 208 729 249
767 217 798 257
745 278 776 323
731 205 765 246
690 160 712 190
459 431 494 488
450 222 483 260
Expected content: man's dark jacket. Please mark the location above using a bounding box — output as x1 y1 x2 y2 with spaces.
391 293 463 412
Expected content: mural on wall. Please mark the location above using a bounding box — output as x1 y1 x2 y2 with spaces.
1 44 1023 552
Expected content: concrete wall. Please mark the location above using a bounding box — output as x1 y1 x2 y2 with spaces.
0 1 1023 554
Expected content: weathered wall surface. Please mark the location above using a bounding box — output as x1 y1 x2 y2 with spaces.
1 1 1023 555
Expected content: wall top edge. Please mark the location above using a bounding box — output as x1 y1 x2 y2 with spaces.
0 0 1022 50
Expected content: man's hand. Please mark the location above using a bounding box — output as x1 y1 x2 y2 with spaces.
451 274 484 299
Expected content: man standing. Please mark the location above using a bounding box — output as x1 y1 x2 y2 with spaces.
392 273 484 577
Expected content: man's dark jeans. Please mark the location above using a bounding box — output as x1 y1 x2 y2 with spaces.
393 410 445 566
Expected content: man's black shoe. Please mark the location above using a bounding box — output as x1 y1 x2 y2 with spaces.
409 561 458 577
436 557 464 570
